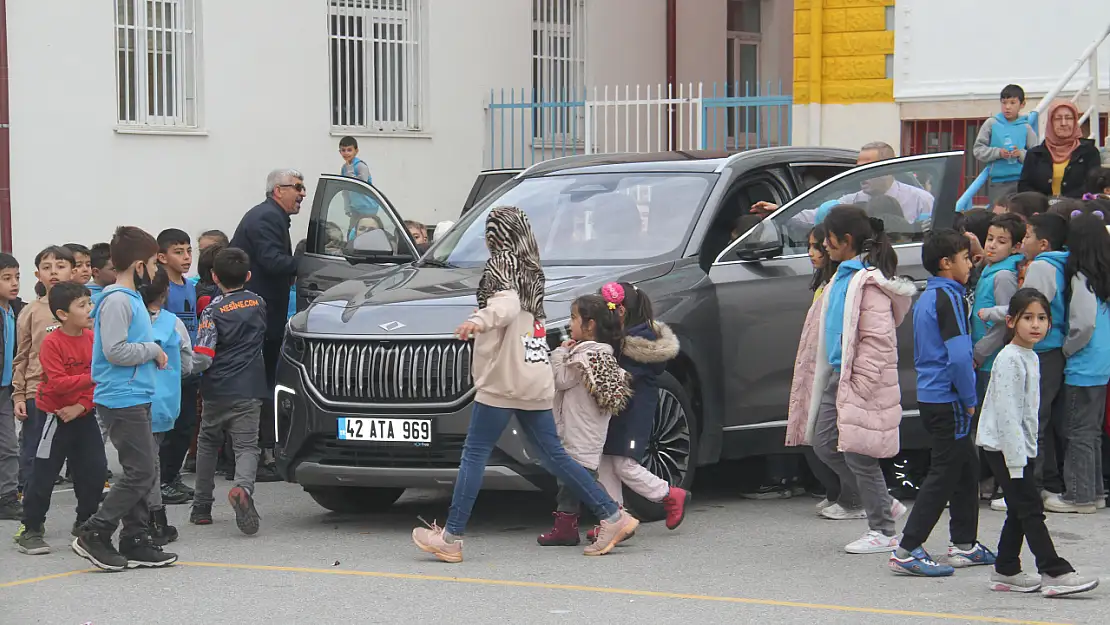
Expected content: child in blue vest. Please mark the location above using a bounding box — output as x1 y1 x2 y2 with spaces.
339 136 380 221
1045 210 1110 513
981 213 1070 498
73 226 176 571
140 267 196 546
973 84 1039 206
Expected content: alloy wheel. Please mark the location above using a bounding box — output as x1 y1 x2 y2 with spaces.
642 388 692 486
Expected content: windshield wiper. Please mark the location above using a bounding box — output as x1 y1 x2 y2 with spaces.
419 258 458 269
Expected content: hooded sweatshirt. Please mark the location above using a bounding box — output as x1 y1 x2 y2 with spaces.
1063 272 1110 387
973 113 1038 183
150 309 195 433
468 290 555 411
914 276 977 436
976 343 1040 478
551 340 633 470
971 254 1022 371
91 286 160 409
11 296 61 405
1022 250 1070 352
823 258 866 369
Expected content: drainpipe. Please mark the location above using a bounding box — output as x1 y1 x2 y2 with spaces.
807 0 823 145
0 0 10 253
666 0 677 149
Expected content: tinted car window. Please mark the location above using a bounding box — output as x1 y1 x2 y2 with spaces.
427 173 715 267
315 179 403 257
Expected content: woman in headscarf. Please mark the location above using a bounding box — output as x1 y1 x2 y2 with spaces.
412 206 639 563
1019 100 1102 198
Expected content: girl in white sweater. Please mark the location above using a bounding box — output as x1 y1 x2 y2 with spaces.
977 288 1099 597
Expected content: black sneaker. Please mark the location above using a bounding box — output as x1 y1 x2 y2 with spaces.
150 508 179 546
0 492 23 520
119 534 177 568
72 527 127 571
190 503 213 525
170 476 195 497
228 486 261 535
160 482 192 505
15 525 50 555
255 463 281 483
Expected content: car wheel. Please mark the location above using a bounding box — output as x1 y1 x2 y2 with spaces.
622 372 698 522
305 486 405 513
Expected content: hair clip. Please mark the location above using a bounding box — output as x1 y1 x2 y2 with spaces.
607 302 617 310
1072 209 1084 218
1083 193 1098 201
1096 210 1106 221
601 282 625 306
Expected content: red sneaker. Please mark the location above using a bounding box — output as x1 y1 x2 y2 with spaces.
663 487 691 530
537 512 580 546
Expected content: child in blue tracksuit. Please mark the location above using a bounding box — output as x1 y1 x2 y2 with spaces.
893 229 994 577
982 213 1070 496
973 84 1039 205
73 226 177 571
1051 211 1110 513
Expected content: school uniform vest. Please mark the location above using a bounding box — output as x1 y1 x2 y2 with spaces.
91 287 157 408
340 157 379 216
1065 280 1110 387
988 113 1032 183
150 310 182 433
971 254 1023 371
1034 251 1070 353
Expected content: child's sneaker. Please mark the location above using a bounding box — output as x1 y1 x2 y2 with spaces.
537 512 580 546
119 534 177 568
990 497 1007 512
583 509 639 556
151 508 179 546
170 476 195 497
72 528 127 571
819 503 866 520
0 493 22 520
411 520 463 563
888 547 954 577
814 498 835 514
160 482 191 506
15 525 50 555
891 498 909 521
947 542 996 568
740 484 793 500
990 571 1042 593
585 525 635 544
189 503 213 525
845 530 899 554
1043 493 1097 514
662 486 690 530
1040 572 1099 597
228 486 261 536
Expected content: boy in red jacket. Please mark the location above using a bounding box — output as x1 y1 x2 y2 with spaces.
15 282 106 555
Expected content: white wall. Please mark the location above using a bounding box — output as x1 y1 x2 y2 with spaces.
792 103 902 153
894 0 1110 101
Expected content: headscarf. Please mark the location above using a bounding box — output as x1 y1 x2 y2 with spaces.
1044 100 1083 164
476 206 546 320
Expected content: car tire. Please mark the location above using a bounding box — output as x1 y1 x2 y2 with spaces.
621 372 698 522
305 486 405 514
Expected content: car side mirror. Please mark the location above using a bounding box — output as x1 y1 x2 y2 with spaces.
732 220 783 261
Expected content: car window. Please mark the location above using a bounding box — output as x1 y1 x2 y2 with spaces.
313 178 404 258
790 164 855 192
767 158 946 256
427 173 714 267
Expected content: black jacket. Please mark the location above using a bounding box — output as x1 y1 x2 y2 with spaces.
0 298 26 387
602 322 680 459
1018 139 1101 198
231 198 298 341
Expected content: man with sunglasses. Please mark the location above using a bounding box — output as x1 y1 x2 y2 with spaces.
229 169 304 482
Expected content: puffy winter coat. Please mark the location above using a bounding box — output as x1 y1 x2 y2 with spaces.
602 322 679 460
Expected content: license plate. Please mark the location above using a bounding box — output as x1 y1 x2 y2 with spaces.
337 417 432 443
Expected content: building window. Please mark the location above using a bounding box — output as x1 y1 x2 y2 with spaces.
726 0 761 140
329 0 424 133
532 0 585 141
115 0 200 129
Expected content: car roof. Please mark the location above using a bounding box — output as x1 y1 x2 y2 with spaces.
518 146 859 177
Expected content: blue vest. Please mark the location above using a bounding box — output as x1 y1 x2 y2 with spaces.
341 157 380 216
1034 251 1070 353
1065 282 1110 387
988 113 1032 183
92 287 157 409
150 310 182 433
971 254 1023 371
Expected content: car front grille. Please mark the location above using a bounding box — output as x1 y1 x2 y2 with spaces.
306 435 512 469
303 339 473 404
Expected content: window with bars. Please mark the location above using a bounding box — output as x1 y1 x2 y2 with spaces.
329 0 424 132
531 0 585 141
115 0 199 129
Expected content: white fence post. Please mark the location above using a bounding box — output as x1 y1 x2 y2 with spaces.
583 86 594 155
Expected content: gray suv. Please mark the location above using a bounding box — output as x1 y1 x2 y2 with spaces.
276 147 963 514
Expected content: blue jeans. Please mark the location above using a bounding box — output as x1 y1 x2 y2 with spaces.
446 402 619 535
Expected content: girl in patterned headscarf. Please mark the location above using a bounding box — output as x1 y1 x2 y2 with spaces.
412 206 639 563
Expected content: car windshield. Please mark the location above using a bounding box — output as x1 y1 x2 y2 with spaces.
427 172 715 267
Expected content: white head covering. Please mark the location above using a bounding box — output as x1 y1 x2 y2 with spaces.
433 220 455 240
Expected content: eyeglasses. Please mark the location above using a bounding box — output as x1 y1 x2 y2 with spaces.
278 183 306 192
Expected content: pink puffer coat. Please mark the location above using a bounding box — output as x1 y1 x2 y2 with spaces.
785 267 915 458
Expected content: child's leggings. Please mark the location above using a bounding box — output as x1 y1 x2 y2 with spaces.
597 454 670 506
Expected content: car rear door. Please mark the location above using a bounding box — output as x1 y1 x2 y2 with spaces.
707 152 963 431
295 175 419 311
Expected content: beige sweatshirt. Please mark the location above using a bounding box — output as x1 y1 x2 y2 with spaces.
468 291 554 411
551 341 618 470
12 296 62 404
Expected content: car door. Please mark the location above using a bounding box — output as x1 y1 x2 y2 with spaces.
460 169 522 217
296 175 419 311
707 152 963 430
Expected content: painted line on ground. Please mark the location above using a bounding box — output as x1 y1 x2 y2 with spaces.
0 569 93 589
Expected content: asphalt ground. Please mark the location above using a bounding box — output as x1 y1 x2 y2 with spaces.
1 461 1107 625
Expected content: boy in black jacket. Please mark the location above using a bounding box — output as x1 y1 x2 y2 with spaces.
0 253 24 518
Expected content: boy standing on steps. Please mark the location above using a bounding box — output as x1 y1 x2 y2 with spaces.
891 230 996 576
973 84 1039 205
72 226 176 571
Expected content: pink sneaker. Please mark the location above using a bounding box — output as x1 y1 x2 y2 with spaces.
583 509 639 556
892 498 908 521
412 520 463 563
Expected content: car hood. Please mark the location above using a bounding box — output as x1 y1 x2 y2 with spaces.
291 262 674 336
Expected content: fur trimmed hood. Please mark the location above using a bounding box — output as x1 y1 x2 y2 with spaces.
622 322 680 364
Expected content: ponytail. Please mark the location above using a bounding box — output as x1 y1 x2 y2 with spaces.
824 204 898 279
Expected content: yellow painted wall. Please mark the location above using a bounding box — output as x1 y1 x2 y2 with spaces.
793 0 894 104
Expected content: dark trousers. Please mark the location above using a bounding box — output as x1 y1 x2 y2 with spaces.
86 404 158 540
1036 349 1066 493
17 400 45 491
159 376 200 484
803 447 840 501
900 402 980 552
260 338 281 449
985 450 1073 577
21 412 107 528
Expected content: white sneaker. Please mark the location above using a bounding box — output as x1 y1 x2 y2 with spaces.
845 530 899 554
990 497 1007 512
1041 572 1100 597
990 571 1042 593
819 503 866 520
1097 496 1106 510
814 498 835 515
1043 493 1097 514
891 498 909 521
